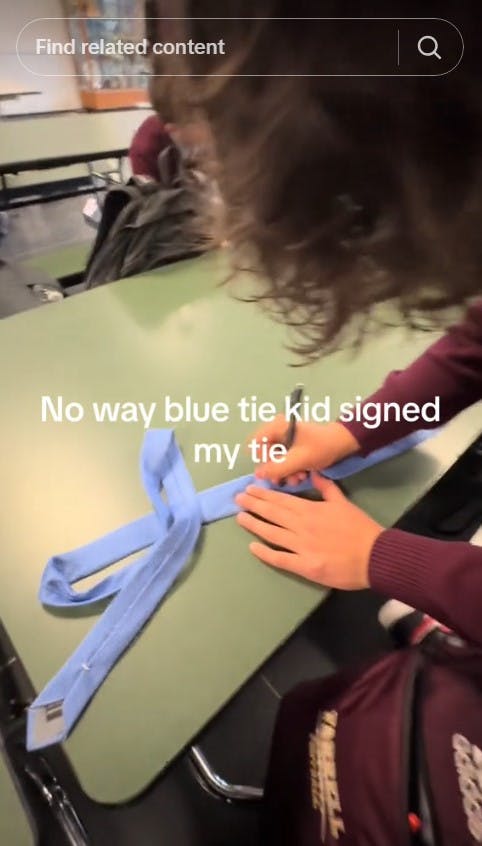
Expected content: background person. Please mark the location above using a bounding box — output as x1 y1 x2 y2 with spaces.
129 113 174 182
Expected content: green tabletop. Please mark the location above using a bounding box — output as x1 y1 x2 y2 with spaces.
0 752 33 846
4 164 119 190
0 252 479 804
0 109 153 167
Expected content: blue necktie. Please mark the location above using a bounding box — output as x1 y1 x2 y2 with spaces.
27 427 433 750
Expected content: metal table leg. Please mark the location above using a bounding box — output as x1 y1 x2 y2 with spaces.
189 745 264 802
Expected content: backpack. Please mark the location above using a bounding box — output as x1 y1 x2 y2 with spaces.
262 629 482 845
83 145 214 288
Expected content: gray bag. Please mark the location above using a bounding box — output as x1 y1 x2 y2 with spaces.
84 146 211 288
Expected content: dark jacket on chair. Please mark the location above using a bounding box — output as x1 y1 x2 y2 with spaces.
84 146 213 288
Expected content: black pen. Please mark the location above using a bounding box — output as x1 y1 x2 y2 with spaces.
279 384 304 487
285 383 304 449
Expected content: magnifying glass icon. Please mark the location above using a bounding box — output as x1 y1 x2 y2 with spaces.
418 35 442 60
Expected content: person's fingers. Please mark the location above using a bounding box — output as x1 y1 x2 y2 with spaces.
241 484 308 514
236 511 299 552
248 541 299 572
311 473 346 502
254 447 311 481
235 490 297 527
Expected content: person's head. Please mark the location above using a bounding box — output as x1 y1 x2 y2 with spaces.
151 1 482 359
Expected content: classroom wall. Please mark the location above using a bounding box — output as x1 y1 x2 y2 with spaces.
0 0 81 115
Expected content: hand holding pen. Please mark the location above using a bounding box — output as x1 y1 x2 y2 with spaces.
252 389 360 485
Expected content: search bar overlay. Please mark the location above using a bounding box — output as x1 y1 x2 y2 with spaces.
17 17 464 78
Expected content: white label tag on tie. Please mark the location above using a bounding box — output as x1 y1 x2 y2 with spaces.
31 701 65 747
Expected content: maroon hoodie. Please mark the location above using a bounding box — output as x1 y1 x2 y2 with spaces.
342 301 482 647
262 304 482 846
129 115 173 182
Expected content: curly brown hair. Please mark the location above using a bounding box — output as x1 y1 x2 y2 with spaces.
151 1 482 359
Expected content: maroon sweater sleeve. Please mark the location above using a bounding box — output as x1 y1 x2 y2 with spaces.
370 529 482 647
129 115 172 181
344 303 482 646
342 301 482 454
